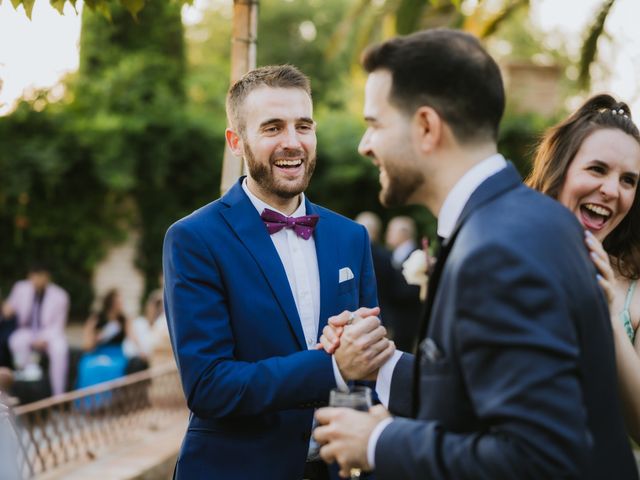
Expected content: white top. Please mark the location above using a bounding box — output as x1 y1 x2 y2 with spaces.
368 154 508 468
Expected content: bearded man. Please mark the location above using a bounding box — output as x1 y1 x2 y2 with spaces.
163 64 395 480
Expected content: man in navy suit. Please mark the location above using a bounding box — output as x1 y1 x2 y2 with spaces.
314 29 637 479
163 65 395 479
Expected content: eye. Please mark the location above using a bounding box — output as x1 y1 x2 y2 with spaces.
622 175 638 188
297 123 314 132
263 125 280 134
587 165 606 174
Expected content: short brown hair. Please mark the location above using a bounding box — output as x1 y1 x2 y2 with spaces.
526 94 640 278
361 29 504 144
226 64 311 133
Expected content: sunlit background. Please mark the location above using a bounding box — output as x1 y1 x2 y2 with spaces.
2 0 640 115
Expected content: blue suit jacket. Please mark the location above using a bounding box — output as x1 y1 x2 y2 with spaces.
163 178 377 479
376 164 637 479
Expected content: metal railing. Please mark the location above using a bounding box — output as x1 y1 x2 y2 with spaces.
2 363 185 479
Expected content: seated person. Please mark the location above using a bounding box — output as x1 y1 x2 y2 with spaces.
76 289 129 390
123 290 174 368
5 265 69 396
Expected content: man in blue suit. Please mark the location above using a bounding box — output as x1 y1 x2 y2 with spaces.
314 30 638 479
163 65 395 479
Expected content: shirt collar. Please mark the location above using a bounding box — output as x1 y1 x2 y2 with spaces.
437 154 507 240
242 177 307 217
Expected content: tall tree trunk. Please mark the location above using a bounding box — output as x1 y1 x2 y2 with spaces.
220 0 259 195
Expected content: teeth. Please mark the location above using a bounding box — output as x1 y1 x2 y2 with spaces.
584 203 611 217
274 159 302 167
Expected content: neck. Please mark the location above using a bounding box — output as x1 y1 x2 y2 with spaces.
420 141 497 217
246 176 301 215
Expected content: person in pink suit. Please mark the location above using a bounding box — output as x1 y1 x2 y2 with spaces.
5 265 69 396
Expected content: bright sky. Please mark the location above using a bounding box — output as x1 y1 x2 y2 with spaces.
1 0 640 115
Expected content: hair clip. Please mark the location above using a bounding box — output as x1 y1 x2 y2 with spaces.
611 108 629 118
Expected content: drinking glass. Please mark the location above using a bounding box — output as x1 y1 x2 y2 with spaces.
328 386 372 479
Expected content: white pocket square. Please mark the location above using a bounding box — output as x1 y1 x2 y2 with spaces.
339 267 354 283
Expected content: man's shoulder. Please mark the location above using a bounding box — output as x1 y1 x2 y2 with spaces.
166 198 225 236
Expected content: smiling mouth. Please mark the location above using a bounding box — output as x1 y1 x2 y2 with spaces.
274 159 303 169
579 203 612 231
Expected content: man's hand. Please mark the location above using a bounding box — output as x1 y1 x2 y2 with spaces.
314 405 390 478
332 310 395 381
319 307 381 354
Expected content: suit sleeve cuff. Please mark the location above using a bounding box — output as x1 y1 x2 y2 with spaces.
332 355 349 392
375 350 402 407
367 417 394 469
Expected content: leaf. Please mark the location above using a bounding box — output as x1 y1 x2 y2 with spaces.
95 1 112 21
50 0 65 14
121 0 145 19
22 0 35 19
10 0 21 9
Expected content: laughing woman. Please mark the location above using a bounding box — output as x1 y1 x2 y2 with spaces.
527 94 640 441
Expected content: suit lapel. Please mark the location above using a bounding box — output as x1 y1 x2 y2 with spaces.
412 163 522 415
220 179 306 350
307 200 337 340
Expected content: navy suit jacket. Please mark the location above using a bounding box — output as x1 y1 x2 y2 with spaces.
376 164 637 479
163 178 377 479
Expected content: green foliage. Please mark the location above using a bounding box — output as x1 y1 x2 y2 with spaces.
4 0 192 20
1 0 219 317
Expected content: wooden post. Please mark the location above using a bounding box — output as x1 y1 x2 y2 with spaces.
220 0 259 195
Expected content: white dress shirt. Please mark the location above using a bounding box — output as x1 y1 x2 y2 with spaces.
242 180 321 349
367 154 508 468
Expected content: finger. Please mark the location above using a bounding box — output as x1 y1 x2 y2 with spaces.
346 316 382 340
369 404 389 419
320 335 338 354
313 423 332 444
353 306 380 319
358 325 389 348
369 341 396 370
319 442 338 465
315 407 338 425
323 324 341 344
329 310 354 327
590 251 614 279
362 336 391 360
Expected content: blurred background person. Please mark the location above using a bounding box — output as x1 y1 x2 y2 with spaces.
5 264 69 396
123 288 173 369
76 288 129 390
0 292 17 369
355 211 394 325
384 216 422 352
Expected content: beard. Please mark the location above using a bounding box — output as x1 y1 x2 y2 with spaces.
379 160 425 207
244 141 316 199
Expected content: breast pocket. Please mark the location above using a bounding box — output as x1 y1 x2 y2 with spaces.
338 278 356 295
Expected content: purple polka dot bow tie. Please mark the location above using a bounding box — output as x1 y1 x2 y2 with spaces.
260 208 319 240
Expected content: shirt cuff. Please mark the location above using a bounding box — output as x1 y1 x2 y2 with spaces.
331 355 349 392
367 417 394 469
375 350 402 407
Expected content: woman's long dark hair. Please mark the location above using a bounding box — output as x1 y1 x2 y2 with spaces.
96 288 126 329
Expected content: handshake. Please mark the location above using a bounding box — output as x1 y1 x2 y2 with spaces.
317 306 396 382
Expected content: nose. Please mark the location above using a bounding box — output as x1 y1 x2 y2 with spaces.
358 129 373 158
599 175 619 200
282 125 302 149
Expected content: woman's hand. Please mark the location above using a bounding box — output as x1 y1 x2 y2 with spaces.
585 230 616 307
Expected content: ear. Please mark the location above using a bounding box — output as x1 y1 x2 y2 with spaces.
225 128 244 157
414 106 442 153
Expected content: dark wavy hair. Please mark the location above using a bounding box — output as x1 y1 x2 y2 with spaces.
526 94 640 278
97 288 126 330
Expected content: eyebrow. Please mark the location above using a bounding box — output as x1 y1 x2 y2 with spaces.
592 160 640 179
259 117 315 128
